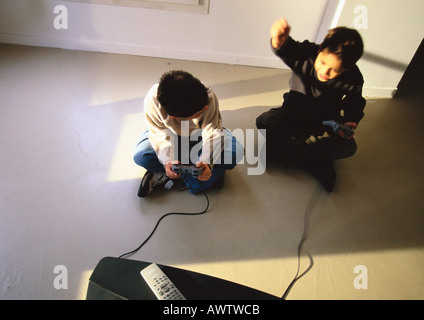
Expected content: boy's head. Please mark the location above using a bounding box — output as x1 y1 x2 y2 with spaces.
315 27 364 82
157 70 209 119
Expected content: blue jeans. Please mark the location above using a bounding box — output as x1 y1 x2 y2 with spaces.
133 129 244 193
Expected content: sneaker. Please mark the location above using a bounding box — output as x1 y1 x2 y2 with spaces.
137 171 174 198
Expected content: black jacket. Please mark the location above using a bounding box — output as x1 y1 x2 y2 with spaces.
274 37 366 124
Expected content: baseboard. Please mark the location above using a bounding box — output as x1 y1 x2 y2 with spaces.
0 33 282 69
363 87 397 98
0 33 398 98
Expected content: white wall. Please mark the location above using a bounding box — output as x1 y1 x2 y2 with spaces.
0 0 327 68
333 0 424 98
0 0 422 97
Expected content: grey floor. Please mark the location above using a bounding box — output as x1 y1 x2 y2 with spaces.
1 43 423 300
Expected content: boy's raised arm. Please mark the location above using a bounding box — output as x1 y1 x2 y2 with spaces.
271 18 291 49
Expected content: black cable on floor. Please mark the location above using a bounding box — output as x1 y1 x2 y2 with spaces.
118 188 209 259
281 184 321 299
118 184 319 300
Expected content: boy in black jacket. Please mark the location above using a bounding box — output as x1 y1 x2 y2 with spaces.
256 18 366 191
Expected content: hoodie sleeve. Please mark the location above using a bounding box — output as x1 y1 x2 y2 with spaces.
273 36 319 71
144 84 177 165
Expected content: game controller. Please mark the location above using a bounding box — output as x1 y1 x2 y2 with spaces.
322 120 355 139
172 164 204 179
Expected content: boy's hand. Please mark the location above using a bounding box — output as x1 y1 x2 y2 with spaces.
339 122 357 139
196 161 212 182
165 160 181 179
271 18 291 49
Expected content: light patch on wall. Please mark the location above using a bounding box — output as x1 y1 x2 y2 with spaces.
77 270 94 300
330 0 346 28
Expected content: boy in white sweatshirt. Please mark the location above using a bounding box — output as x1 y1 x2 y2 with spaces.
133 70 243 197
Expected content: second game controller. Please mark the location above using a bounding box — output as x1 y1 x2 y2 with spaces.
322 120 355 139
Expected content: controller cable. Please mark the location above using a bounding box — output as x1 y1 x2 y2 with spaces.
281 184 321 299
117 184 320 300
118 188 209 259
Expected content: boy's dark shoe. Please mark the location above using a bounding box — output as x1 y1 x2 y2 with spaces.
301 157 336 192
138 171 174 198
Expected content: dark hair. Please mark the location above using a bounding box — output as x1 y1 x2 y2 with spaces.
320 27 364 69
157 70 209 118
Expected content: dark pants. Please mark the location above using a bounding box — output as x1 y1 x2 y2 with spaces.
256 91 357 165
